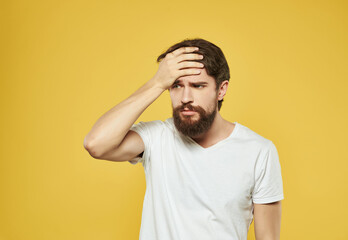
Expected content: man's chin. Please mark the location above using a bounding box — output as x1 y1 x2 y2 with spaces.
179 114 200 123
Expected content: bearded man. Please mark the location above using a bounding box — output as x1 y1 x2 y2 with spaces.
84 38 284 240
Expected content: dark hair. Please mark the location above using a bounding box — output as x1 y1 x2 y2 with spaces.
156 38 230 111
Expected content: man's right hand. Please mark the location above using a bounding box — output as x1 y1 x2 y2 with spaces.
84 47 204 160
151 46 204 91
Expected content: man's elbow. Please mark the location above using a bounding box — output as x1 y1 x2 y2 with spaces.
84 138 103 159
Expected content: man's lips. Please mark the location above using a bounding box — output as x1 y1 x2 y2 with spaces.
181 109 196 115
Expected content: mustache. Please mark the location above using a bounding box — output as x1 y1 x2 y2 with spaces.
177 104 197 111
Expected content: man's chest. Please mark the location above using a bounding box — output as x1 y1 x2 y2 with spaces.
149 143 257 212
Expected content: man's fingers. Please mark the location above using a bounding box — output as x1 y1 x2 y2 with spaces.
177 61 204 70
177 53 204 63
179 68 202 76
170 46 199 57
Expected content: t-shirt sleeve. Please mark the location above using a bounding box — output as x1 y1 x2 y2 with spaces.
127 120 163 168
252 141 284 204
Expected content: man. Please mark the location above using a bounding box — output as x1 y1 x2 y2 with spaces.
84 38 284 240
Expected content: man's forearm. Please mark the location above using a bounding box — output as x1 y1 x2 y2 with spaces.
84 77 165 157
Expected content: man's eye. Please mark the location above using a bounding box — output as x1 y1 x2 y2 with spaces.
194 85 204 88
172 84 180 88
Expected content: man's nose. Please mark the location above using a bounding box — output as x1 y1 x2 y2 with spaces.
181 87 193 104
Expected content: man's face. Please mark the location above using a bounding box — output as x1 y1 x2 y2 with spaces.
169 68 219 137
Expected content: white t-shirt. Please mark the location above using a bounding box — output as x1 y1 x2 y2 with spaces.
129 117 284 240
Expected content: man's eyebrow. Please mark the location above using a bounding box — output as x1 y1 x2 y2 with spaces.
173 80 208 85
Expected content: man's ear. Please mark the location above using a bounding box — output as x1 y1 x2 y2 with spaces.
217 80 229 101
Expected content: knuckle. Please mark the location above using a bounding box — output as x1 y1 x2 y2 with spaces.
169 65 176 72
177 55 183 62
167 59 174 66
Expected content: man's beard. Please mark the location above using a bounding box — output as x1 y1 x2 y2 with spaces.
172 101 217 137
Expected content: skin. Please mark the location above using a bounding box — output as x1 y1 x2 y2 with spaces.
168 67 235 148
253 201 282 240
168 59 282 239
84 46 282 239
84 46 204 156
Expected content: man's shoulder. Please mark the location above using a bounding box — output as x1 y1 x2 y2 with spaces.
235 122 272 147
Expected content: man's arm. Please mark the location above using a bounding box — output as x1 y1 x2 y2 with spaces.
253 201 282 240
84 77 164 158
83 46 204 159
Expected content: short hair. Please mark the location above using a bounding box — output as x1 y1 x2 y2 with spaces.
156 38 230 111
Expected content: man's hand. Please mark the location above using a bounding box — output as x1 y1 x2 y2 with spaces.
151 46 205 91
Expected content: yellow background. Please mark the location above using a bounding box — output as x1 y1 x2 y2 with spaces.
1 0 347 239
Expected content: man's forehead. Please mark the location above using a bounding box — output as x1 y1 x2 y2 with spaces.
176 68 214 84
175 77 209 84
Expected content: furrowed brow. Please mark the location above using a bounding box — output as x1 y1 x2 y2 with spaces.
173 80 208 85
191 82 208 85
